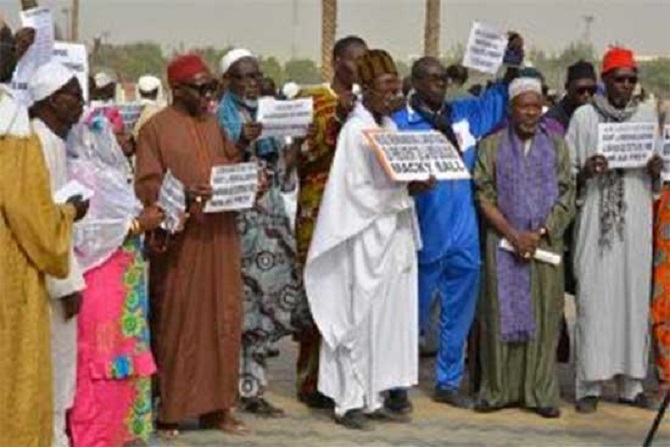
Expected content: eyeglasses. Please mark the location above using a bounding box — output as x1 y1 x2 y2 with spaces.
612 75 638 86
231 72 263 83
181 82 218 97
576 86 597 96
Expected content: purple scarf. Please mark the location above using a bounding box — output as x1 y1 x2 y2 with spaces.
495 126 559 343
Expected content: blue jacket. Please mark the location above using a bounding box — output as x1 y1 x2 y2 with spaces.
392 82 508 264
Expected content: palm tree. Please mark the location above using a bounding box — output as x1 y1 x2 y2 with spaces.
321 0 337 82
424 0 441 58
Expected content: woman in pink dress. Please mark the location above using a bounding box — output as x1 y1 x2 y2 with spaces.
68 108 164 446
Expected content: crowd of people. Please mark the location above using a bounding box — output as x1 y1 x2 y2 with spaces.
2 14 670 447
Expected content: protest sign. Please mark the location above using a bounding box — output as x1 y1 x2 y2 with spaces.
204 163 259 213
462 22 508 75
257 97 313 139
662 125 670 181
52 42 89 102
158 170 186 234
363 130 471 182
597 122 657 169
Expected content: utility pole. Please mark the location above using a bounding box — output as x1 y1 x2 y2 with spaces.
582 15 595 45
321 0 336 81
424 0 441 57
291 0 298 60
72 0 79 41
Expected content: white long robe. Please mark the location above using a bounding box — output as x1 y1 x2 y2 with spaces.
304 103 420 416
32 119 85 447
566 102 656 393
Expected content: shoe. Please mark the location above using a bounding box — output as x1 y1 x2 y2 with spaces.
367 407 411 423
618 393 653 410
299 391 335 409
535 407 561 419
267 348 280 358
335 409 373 431
385 389 414 415
434 388 474 409
473 399 502 413
575 396 599 414
240 397 286 418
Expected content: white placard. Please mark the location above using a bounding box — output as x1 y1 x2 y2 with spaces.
499 239 562 266
54 180 94 204
597 122 657 169
257 97 313 139
157 170 186 234
52 42 89 103
204 163 259 213
363 130 471 182
662 124 670 181
462 22 508 75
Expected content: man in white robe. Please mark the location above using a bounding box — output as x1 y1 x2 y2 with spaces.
567 47 662 413
28 62 87 447
305 49 432 430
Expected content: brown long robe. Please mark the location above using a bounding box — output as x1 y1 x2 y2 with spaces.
135 106 242 424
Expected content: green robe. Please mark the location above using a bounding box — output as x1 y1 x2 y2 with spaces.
473 129 575 409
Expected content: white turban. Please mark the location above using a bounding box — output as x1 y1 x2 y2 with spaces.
137 75 162 93
94 72 115 88
281 82 300 99
29 61 76 103
508 77 543 100
219 48 255 75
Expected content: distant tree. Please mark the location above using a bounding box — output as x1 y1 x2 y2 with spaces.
284 59 320 84
190 46 232 76
639 58 670 97
259 56 284 85
91 42 166 82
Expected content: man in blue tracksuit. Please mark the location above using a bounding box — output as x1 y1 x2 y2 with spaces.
388 36 523 410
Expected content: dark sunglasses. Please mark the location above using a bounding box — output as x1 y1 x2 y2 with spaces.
612 75 638 85
181 81 218 96
576 86 597 95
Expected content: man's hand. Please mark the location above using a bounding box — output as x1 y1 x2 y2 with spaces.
241 122 263 144
407 176 436 196
511 231 541 261
61 292 82 320
66 195 89 222
14 27 35 61
581 154 609 180
647 154 664 178
136 205 165 232
186 184 213 215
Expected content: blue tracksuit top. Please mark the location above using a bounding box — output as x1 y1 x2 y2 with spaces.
392 82 508 265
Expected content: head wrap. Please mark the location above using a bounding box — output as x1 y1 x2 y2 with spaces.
567 60 596 83
356 49 398 87
602 47 637 76
29 61 76 103
167 54 210 87
220 48 255 75
94 72 115 89
508 77 543 100
137 75 162 93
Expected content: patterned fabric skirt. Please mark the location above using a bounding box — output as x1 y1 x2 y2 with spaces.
653 189 670 382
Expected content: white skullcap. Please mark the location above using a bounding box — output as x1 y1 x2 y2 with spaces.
282 82 300 99
94 72 115 88
29 61 76 102
137 75 162 93
508 77 543 100
219 48 255 75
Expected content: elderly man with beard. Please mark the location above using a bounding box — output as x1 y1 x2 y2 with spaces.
568 47 663 414
474 77 575 418
304 49 432 430
135 54 248 437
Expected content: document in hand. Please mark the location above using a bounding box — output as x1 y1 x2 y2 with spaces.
204 163 259 213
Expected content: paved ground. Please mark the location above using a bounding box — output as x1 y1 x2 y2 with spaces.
156 297 670 446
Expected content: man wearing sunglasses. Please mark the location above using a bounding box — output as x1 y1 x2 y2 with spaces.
135 54 249 437
546 60 597 134
568 46 663 414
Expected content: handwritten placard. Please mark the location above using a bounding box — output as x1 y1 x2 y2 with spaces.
52 42 89 102
662 125 670 181
157 170 186 234
363 130 471 182
204 163 258 213
462 22 507 75
257 97 313 139
597 122 657 169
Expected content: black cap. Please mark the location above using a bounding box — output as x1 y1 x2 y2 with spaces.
567 60 596 83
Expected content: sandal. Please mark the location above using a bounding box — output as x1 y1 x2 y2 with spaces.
201 410 250 436
241 396 286 418
156 422 180 440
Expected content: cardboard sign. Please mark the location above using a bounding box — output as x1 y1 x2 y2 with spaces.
257 97 313 139
157 170 186 234
364 130 471 182
662 124 670 181
52 42 89 103
597 122 657 169
204 163 258 213
462 22 508 75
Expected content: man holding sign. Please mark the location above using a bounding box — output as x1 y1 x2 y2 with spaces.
390 33 523 410
567 47 663 414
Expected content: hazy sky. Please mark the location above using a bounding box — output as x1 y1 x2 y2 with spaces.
1 0 669 62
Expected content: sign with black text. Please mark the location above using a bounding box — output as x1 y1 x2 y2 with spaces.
462 22 507 75
597 122 657 169
204 163 258 213
257 97 313 139
364 130 471 182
